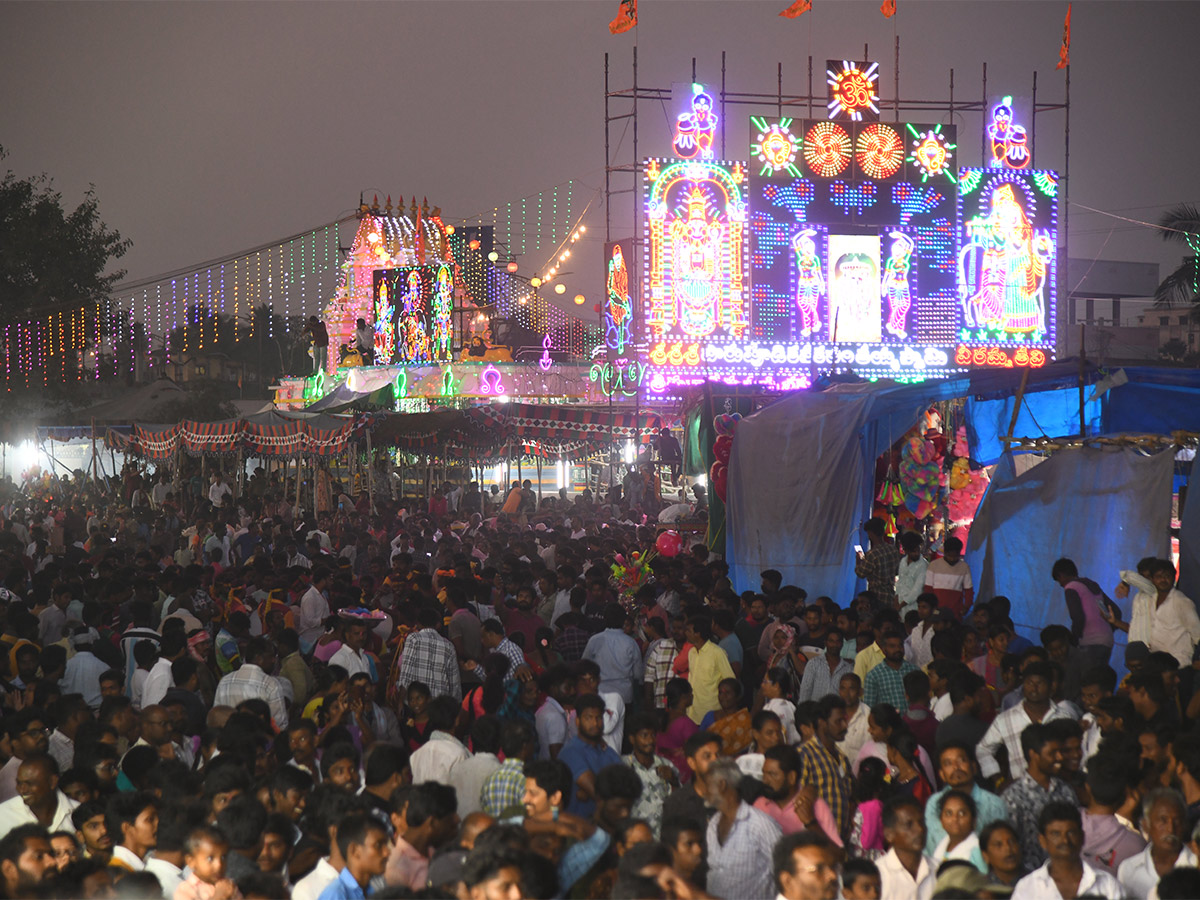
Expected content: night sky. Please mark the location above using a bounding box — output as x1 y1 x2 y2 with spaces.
2 1 1198 311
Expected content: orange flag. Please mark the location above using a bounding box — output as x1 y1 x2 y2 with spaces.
1056 3 1071 68
779 0 812 18
881 0 896 17
609 0 637 34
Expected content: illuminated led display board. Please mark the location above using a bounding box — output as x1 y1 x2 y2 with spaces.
373 266 454 365
955 167 1057 369
639 99 1058 391
603 239 635 355
642 157 749 344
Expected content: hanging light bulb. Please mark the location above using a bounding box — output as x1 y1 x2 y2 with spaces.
488 251 499 262
444 225 455 235
506 262 519 273
574 294 585 305
530 277 542 287
554 284 566 294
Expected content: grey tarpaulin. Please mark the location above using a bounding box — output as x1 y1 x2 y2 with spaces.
967 447 1173 647
724 383 931 600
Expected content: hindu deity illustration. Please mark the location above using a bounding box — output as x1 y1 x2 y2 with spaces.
395 270 431 362
881 231 915 338
673 89 719 160
430 265 453 361
829 250 880 343
669 187 725 337
373 277 395 364
987 96 1030 169
791 229 824 336
605 243 632 353
959 181 1053 334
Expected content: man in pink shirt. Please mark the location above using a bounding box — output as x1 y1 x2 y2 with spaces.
384 783 459 891
753 746 843 847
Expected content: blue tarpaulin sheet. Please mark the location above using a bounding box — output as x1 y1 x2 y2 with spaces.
966 447 1173 651
965 389 1103 465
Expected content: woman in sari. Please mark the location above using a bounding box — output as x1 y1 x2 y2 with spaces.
765 624 806 701
657 677 699 782
698 678 753 757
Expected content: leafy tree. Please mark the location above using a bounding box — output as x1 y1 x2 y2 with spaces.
1160 337 1188 362
1155 203 1200 306
0 146 130 323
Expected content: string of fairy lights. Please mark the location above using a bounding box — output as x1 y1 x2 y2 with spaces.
2 182 602 389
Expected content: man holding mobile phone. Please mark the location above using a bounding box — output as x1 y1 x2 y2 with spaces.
854 518 901 608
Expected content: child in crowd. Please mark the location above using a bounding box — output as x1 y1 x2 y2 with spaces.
175 825 241 900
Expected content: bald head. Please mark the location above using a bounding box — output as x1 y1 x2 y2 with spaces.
16 754 57 809
207 706 235 730
139 706 173 746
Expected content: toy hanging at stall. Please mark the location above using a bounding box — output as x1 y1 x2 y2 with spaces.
945 425 989 545
710 412 742 502
898 432 942 520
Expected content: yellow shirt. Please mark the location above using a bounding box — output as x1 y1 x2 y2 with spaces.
687 640 735 724
853 642 885 684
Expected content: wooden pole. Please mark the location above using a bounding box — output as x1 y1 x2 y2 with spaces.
1002 367 1030 449
366 428 375 514
90 418 99 485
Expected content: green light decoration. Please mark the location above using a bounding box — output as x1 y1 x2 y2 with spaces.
1186 234 1200 295
303 368 326 402
958 169 983 196
750 117 802 179
1032 171 1058 198
589 359 646 398
441 366 458 396
394 369 407 399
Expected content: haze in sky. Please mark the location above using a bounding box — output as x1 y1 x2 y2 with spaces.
2 1 1197 309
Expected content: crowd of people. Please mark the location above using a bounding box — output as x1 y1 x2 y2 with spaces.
0 463 1198 900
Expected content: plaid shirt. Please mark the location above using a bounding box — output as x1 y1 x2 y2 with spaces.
797 736 854 839
1003 773 1078 870
855 542 901 603
212 663 289 729
494 638 527 676
643 638 679 708
554 626 590 662
976 700 1078 781
480 758 526 818
396 627 462 701
705 802 783 900
862 658 919 713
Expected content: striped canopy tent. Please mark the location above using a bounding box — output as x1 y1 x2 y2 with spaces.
499 403 662 454
125 412 356 459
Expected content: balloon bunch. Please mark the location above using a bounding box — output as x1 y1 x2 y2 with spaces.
710 413 742 502
898 433 942 520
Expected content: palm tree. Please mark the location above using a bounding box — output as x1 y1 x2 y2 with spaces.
1155 204 1200 307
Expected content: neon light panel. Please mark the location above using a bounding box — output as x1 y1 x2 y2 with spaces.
892 184 946 225
957 169 1057 347
791 229 824 336
827 60 880 121
987 96 1030 169
803 122 852 177
430 265 453 361
643 158 748 342
605 241 633 353
751 117 801 177
1032 171 1057 198
373 276 396 364
906 124 956 183
882 232 915 338
855 124 904 179
673 84 719 160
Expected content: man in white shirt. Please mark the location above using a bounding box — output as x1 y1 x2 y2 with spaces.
37 584 72 646
878 796 935 900
61 637 110 710
977 661 1077 784
47 696 90 773
410 698 471 785
213 637 289 730
0 755 78 834
0 711 51 802
1116 788 1196 900
208 474 232 510
297 569 332 653
329 619 376 682
448 719 502 818
141 633 185 710
1012 801 1125 899
896 532 929 616
835 673 871 765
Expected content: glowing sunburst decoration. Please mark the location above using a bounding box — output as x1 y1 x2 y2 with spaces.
855 124 904 180
803 122 852 178
905 123 957 183
827 59 880 122
751 117 800 177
